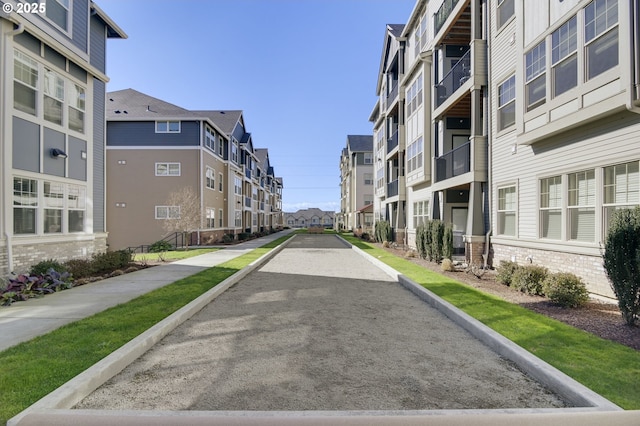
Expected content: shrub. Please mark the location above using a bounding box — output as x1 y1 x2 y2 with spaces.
415 223 428 259
149 240 173 253
374 220 392 243
91 250 132 275
430 220 444 263
360 232 370 241
511 265 548 295
222 233 235 243
443 223 454 260
441 258 454 272
0 269 73 306
30 259 67 275
238 232 251 241
602 206 640 326
63 258 95 279
543 272 589 308
496 261 520 286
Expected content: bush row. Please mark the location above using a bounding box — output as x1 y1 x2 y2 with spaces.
415 220 454 263
496 261 589 308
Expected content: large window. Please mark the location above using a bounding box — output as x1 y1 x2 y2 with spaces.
498 0 515 28
568 170 595 241
498 186 517 236
67 184 86 232
413 200 429 229
206 167 215 190
14 50 38 115
498 75 516 131
156 162 181 176
406 74 423 117
45 0 70 32
585 0 618 80
407 136 423 173
205 126 216 151
540 176 562 239
525 41 546 111
44 181 64 233
219 172 224 192
603 161 639 231
219 209 224 228
364 173 373 185
14 178 38 234
155 206 180 219
552 17 577 97
43 68 64 125
206 208 215 228
68 84 85 133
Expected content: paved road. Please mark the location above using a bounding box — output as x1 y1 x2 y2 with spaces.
76 234 566 411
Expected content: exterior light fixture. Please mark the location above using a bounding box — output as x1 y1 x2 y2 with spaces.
50 148 68 159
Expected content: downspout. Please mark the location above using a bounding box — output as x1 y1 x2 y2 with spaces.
627 0 640 114
3 23 25 274
482 0 492 270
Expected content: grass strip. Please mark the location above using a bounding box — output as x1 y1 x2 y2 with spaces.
133 248 220 262
343 235 640 409
0 233 293 424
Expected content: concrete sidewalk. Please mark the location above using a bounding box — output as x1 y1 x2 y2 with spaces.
0 230 294 353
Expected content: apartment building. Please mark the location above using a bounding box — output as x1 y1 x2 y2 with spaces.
106 89 283 250
285 208 335 229
371 0 488 260
0 0 125 275
489 0 640 298
338 135 374 231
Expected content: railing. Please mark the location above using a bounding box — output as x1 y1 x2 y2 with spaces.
387 130 399 153
260 201 265 211
245 196 252 208
434 0 461 35
435 141 471 182
435 49 471 107
245 166 252 179
386 84 398 106
126 231 187 253
387 179 399 197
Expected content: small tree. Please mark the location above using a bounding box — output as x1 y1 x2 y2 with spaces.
602 206 640 326
374 220 392 243
430 219 444 263
443 223 454 260
416 223 428 259
162 187 201 250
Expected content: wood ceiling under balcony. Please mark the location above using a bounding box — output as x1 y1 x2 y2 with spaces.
442 2 472 45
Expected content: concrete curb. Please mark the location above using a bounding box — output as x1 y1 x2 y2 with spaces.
7 235 296 426
341 236 621 411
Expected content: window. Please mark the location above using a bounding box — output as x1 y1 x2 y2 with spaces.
155 121 180 133
231 139 239 163
218 137 224 156
68 84 85 133
14 178 38 234
219 209 224 228
406 74 423 117
498 0 515 28
235 211 242 227
364 195 373 205
552 17 577 97
364 153 373 164
219 172 223 192
540 176 562 239
206 208 215 228
525 41 546 111
413 200 429 228
407 136 423 173
585 0 618 79
376 167 385 190
156 162 180 176
67 184 85 232
568 170 596 242
498 75 516 130
45 0 70 32
206 167 215 190
43 68 64 125
603 161 639 231
205 127 216 151
14 50 38 115
44 181 64 233
498 186 517 236
364 173 373 185
156 206 180 219
234 176 242 195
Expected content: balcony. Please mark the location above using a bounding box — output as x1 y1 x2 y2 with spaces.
245 196 252 208
387 130 399 153
387 179 399 197
260 201 265 211
435 142 470 182
386 84 398 107
245 166 252 180
435 49 471 108
434 0 461 35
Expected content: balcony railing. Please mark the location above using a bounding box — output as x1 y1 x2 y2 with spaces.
386 84 398 106
260 201 265 211
434 0 461 35
387 179 399 197
245 196 252 208
435 49 471 108
435 141 471 182
245 166 252 179
387 130 399 153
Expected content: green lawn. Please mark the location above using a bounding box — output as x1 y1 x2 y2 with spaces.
132 248 219 262
0 234 293 424
342 234 640 410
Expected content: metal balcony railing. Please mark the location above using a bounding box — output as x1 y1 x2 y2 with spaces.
435 49 471 108
387 130 399 153
435 141 471 182
434 0 461 35
245 196 252 208
387 179 399 197
245 166 252 179
386 84 398 106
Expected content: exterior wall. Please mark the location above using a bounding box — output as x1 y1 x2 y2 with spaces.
106 148 200 250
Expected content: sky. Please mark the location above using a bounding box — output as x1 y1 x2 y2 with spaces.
98 0 416 213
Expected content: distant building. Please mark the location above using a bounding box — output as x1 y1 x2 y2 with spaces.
338 135 374 231
285 208 335 229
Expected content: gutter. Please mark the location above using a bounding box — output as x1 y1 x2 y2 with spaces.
3 22 25 274
627 0 640 114
483 0 492 269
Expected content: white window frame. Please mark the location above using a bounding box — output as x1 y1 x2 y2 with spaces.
206 167 215 190
497 0 515 29
551 16 578 98
584 0 619 80
407 136 423 174
568 169 596 242
155 162 181 176
497 185 517 236
603 160 639 233
67 184 86 233
525 41 546 111
540 175 563 239
205 126 216 151
219 208 224 228
498 75 516 131
412 200 429 229
206 207 215 228
13 177 38 235
44 0 72 34
155 121 181 133
156 206 180 219
364 152 373 164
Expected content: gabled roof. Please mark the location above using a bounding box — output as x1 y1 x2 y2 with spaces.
347 135 373 152
194 110 244 136
388 24 405 37
375 24 406 94
91 2 128 39
255 148 270 169
107 89 193 120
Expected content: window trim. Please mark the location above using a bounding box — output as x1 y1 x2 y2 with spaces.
155 162 181 176
568 169 596 242
539 175 563 240
498 74 516 131
497 0 515 29
497 185 517 237
155 205 180 220
155 121 181 133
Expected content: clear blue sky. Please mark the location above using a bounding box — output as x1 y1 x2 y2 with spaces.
99 0 416 212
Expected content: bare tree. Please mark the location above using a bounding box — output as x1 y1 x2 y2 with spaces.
162 186 201 250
